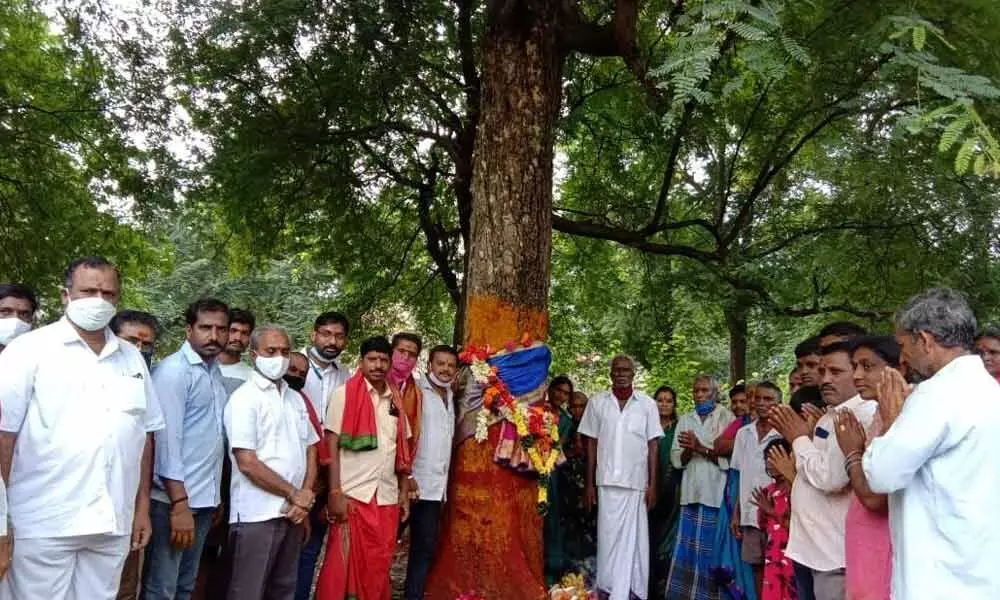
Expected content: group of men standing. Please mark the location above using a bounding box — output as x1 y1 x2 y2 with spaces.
0 256 460 600
578 289 1000 600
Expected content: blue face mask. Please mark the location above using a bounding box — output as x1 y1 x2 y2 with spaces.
695 400 715 416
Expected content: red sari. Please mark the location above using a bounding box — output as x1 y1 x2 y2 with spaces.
424 423 546 599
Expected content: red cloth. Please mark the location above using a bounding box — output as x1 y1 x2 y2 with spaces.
297 390 332 466
339 370 379 451
612 386 633 402
340 370 412 475
315 497 400 600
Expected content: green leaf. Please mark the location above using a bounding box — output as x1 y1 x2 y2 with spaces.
955 138 978 175
912 26 926 51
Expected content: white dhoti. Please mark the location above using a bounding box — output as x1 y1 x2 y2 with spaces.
8 534 130 600
597 485 648 600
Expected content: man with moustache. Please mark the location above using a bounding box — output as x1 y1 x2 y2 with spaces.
316 336 414 600
294 312 351 600
218 308 256 386
974 325 1000 383
143 298 231 600
302 312 351 423
0 257 163 599
403 344 459 600
771 341 877 600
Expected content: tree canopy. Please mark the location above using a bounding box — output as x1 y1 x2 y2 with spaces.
4 0 1000 402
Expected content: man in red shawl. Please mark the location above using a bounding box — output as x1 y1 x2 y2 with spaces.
316 335 413 600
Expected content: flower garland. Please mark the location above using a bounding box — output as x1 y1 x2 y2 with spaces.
461 335 563 515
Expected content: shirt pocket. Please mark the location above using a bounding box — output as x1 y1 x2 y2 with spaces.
109 375 147 416
625 410 647 439
297 410 312 442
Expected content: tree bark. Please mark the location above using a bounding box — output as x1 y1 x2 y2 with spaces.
725 301 749 384
427 3 564 598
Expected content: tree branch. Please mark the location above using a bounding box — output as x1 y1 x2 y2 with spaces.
552 214 721 263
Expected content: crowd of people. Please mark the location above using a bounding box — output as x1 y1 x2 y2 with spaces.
0 255 999 600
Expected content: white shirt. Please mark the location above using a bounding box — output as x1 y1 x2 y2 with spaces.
0 318 165 539
225 371 318 523
411 376 455 502
786 394 876 571
219 361 252 382
730 422 781 528
670 405 734 507
303 355 348 423
865 355 1000 600
577 390 662 491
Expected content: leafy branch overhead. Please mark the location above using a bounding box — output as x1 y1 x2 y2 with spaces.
37 0 1000 381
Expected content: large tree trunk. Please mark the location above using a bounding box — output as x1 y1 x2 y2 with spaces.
725 302 749 384
426 3 563 599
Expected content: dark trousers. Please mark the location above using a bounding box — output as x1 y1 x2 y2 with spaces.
293 501 328 600
403 500 444 600
794 561 816 600
227 518 303 600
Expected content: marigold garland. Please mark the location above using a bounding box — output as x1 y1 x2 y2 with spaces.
463 337 562 515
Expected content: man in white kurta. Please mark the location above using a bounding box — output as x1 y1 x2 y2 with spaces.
0 258 164 600
578 355 661 600
864 288 1000 600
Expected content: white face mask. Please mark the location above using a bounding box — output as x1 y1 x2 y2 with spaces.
0 318 31 346
65 297 116 332
255 354 290 381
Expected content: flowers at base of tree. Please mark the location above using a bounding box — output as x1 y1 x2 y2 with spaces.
549 573 597 600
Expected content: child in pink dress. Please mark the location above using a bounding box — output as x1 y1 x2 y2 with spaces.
756 439 797 600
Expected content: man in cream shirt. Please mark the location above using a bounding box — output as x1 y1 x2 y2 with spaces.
865 288 1000 600
771 340 876 600
0 256 164 600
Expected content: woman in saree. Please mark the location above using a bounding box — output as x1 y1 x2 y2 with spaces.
649 385 681 598
711 384 758 600
544 375 577 584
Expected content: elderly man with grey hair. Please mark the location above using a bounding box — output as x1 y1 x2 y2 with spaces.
578 354 662 600
223 324 318 600
856 288 1000 599
664 374 734 600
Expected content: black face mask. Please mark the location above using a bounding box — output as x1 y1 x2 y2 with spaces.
141 349 154 368
284 374 306 391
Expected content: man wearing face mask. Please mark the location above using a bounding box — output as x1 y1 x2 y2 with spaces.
0 256 164 600
294 312 350 600
0 283 37 353
389 332 424 458
143 298 231 600
224 325 318 600
403 344 458 600
111 310 160 369
302 312 350 423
